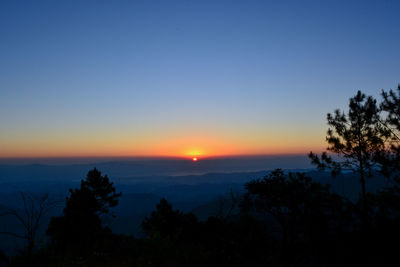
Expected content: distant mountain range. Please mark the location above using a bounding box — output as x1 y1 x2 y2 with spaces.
0 155 312 179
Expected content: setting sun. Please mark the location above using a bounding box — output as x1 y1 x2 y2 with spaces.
192 157 198 162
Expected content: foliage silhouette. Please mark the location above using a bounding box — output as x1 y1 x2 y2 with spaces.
309 91 388 225
242 169 354 266
7 166 400 266
142 198 197 240
46 168 121 254
140 198 273 267
378 84 400 180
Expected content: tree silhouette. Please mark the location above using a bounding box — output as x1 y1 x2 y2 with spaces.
243 169 350 241
142 198 197 240
371 85 400 236
0 192 59 253
379 84 400 180
242 169 353 266
80 168 121 220
309 91 388 226
47 168 121 252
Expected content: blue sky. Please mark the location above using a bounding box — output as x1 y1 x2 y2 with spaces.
0 0 399 157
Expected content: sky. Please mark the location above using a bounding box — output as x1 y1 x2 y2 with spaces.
0 0 399 159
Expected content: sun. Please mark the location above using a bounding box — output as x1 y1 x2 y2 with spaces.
192 157 198 162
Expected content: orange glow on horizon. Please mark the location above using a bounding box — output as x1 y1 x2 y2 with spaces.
0 144 326 158
0 129 326 158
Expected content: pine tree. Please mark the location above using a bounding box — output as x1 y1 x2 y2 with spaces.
379 84 400 179
309 91 388 226
47 168 121 251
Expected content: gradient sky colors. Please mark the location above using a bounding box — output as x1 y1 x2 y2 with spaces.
1 0 399 158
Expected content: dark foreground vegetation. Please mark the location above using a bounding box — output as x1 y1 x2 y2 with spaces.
2 85 400 266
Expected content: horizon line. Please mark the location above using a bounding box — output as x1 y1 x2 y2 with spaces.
0 153 315 161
